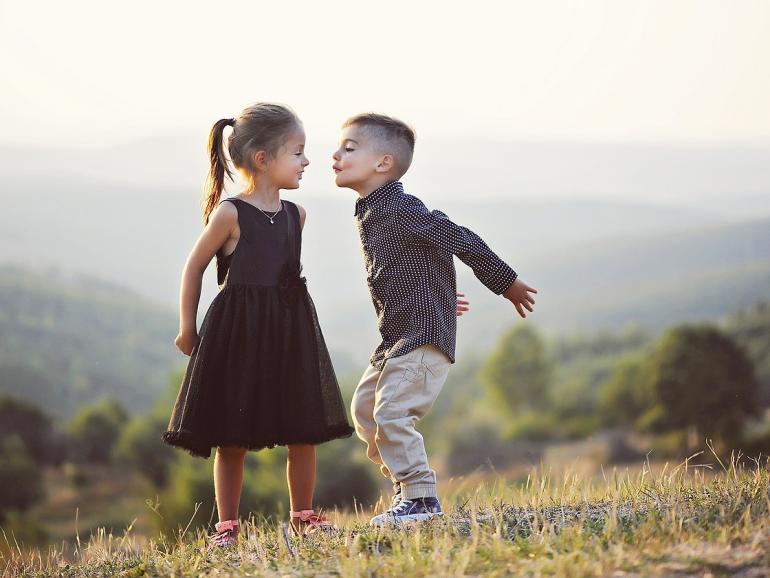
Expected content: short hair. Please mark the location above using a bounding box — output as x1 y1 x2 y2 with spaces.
342 113 416 178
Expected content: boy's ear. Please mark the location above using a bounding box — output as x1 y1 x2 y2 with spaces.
252 150 268 171
375 154 395 174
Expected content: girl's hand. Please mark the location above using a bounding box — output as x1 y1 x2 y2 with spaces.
502 278 538 318
175 331 199 356
456 292 470 317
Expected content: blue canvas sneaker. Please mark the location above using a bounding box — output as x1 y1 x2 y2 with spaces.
370 497 443 526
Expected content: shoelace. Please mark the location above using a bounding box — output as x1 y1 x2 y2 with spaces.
391 486 402 509
390 499 417 516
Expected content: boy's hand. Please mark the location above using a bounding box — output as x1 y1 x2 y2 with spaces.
175 330 199 356
502 279 537 318
456 292 470 317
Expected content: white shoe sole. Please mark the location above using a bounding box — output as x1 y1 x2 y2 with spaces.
369 511 443 527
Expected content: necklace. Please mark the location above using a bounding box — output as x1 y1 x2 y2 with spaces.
257 201 283 224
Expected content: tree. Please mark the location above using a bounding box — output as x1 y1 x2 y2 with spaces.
0 395 53 463
723 300 770 406
480 325 553 416
67 399 128 463
649 325 759 450
0 437 44 519
598 356 656 428
114 412 176 486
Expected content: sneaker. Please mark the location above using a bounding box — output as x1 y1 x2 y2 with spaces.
208 519 239 549
390 483 402 509
290 509 336 536
370 497 443 526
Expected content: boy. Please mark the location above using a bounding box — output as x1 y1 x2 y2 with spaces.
332 113 537 526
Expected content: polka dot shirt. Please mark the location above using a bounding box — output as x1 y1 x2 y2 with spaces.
354 180 518 370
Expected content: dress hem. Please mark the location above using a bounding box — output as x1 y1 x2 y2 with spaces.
161 425 355 459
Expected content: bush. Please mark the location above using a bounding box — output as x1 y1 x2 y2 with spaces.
0 511 49 546
67 399 128 463
315 437 379 509
649 325 760 451
481 325 553 416
114 412 175 486
0 437 44 519
598 356 656 429
0 395 54 464
62 461 89 488
504 411 559 441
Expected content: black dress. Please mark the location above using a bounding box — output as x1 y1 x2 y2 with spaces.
162 198 354 458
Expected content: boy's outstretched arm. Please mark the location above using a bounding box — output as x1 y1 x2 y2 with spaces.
399 195 537 318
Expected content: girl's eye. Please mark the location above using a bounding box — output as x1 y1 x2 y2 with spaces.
345 147 354 152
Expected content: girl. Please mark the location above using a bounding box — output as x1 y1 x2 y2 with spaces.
162 103 354 546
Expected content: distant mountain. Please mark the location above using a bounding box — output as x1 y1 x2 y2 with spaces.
455 216 770 352
1 136 769 365
0 266 179 418
3 136 770 215
1 209 767 421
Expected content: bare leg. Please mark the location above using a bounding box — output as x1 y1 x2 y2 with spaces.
214 446 247 527
286 444 316 512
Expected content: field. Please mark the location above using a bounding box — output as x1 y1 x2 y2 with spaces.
3 451 769 577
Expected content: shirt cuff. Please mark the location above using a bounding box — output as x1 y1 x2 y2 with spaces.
484 263 518 295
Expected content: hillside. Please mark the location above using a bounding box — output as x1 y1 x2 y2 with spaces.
2 171 769 363
0 266 179 417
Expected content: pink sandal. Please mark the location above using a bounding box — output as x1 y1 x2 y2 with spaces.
208 519 239 549
290 509 335 536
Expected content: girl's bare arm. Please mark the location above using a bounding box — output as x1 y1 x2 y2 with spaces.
175 202 238 355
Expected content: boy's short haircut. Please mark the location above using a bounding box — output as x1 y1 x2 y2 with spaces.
342 113 416 178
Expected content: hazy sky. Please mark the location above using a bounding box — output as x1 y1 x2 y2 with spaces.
1 0 769 148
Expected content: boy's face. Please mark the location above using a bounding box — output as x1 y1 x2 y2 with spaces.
332 125 384 191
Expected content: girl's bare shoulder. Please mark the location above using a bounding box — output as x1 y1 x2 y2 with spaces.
208 199 239 229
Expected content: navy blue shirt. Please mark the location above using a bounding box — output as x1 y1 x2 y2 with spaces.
354 180 518 369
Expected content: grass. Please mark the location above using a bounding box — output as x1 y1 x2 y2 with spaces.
2 450 769 577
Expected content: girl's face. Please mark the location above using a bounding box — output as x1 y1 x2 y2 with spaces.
266 127 309 190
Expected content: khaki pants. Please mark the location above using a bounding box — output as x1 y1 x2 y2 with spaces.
351 344 451 500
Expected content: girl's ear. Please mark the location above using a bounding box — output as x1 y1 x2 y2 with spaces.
253 150 268 172
375 154 395 173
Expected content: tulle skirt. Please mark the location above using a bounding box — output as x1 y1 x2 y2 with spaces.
162 282 354 458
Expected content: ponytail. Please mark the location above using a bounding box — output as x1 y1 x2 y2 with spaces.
202 104 300 224
203 118 235 224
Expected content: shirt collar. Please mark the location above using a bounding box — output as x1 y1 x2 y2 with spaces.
354 180 403 216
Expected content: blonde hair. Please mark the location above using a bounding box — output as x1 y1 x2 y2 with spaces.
203 103 300 224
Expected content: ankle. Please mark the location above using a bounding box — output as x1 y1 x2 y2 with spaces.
215 519 240 534
291 509 317 522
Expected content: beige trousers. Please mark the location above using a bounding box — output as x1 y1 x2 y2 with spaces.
351 344 451 500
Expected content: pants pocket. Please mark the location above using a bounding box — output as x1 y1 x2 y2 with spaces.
419 345 451 376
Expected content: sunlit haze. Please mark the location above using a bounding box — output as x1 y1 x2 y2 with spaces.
2 0 770 148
